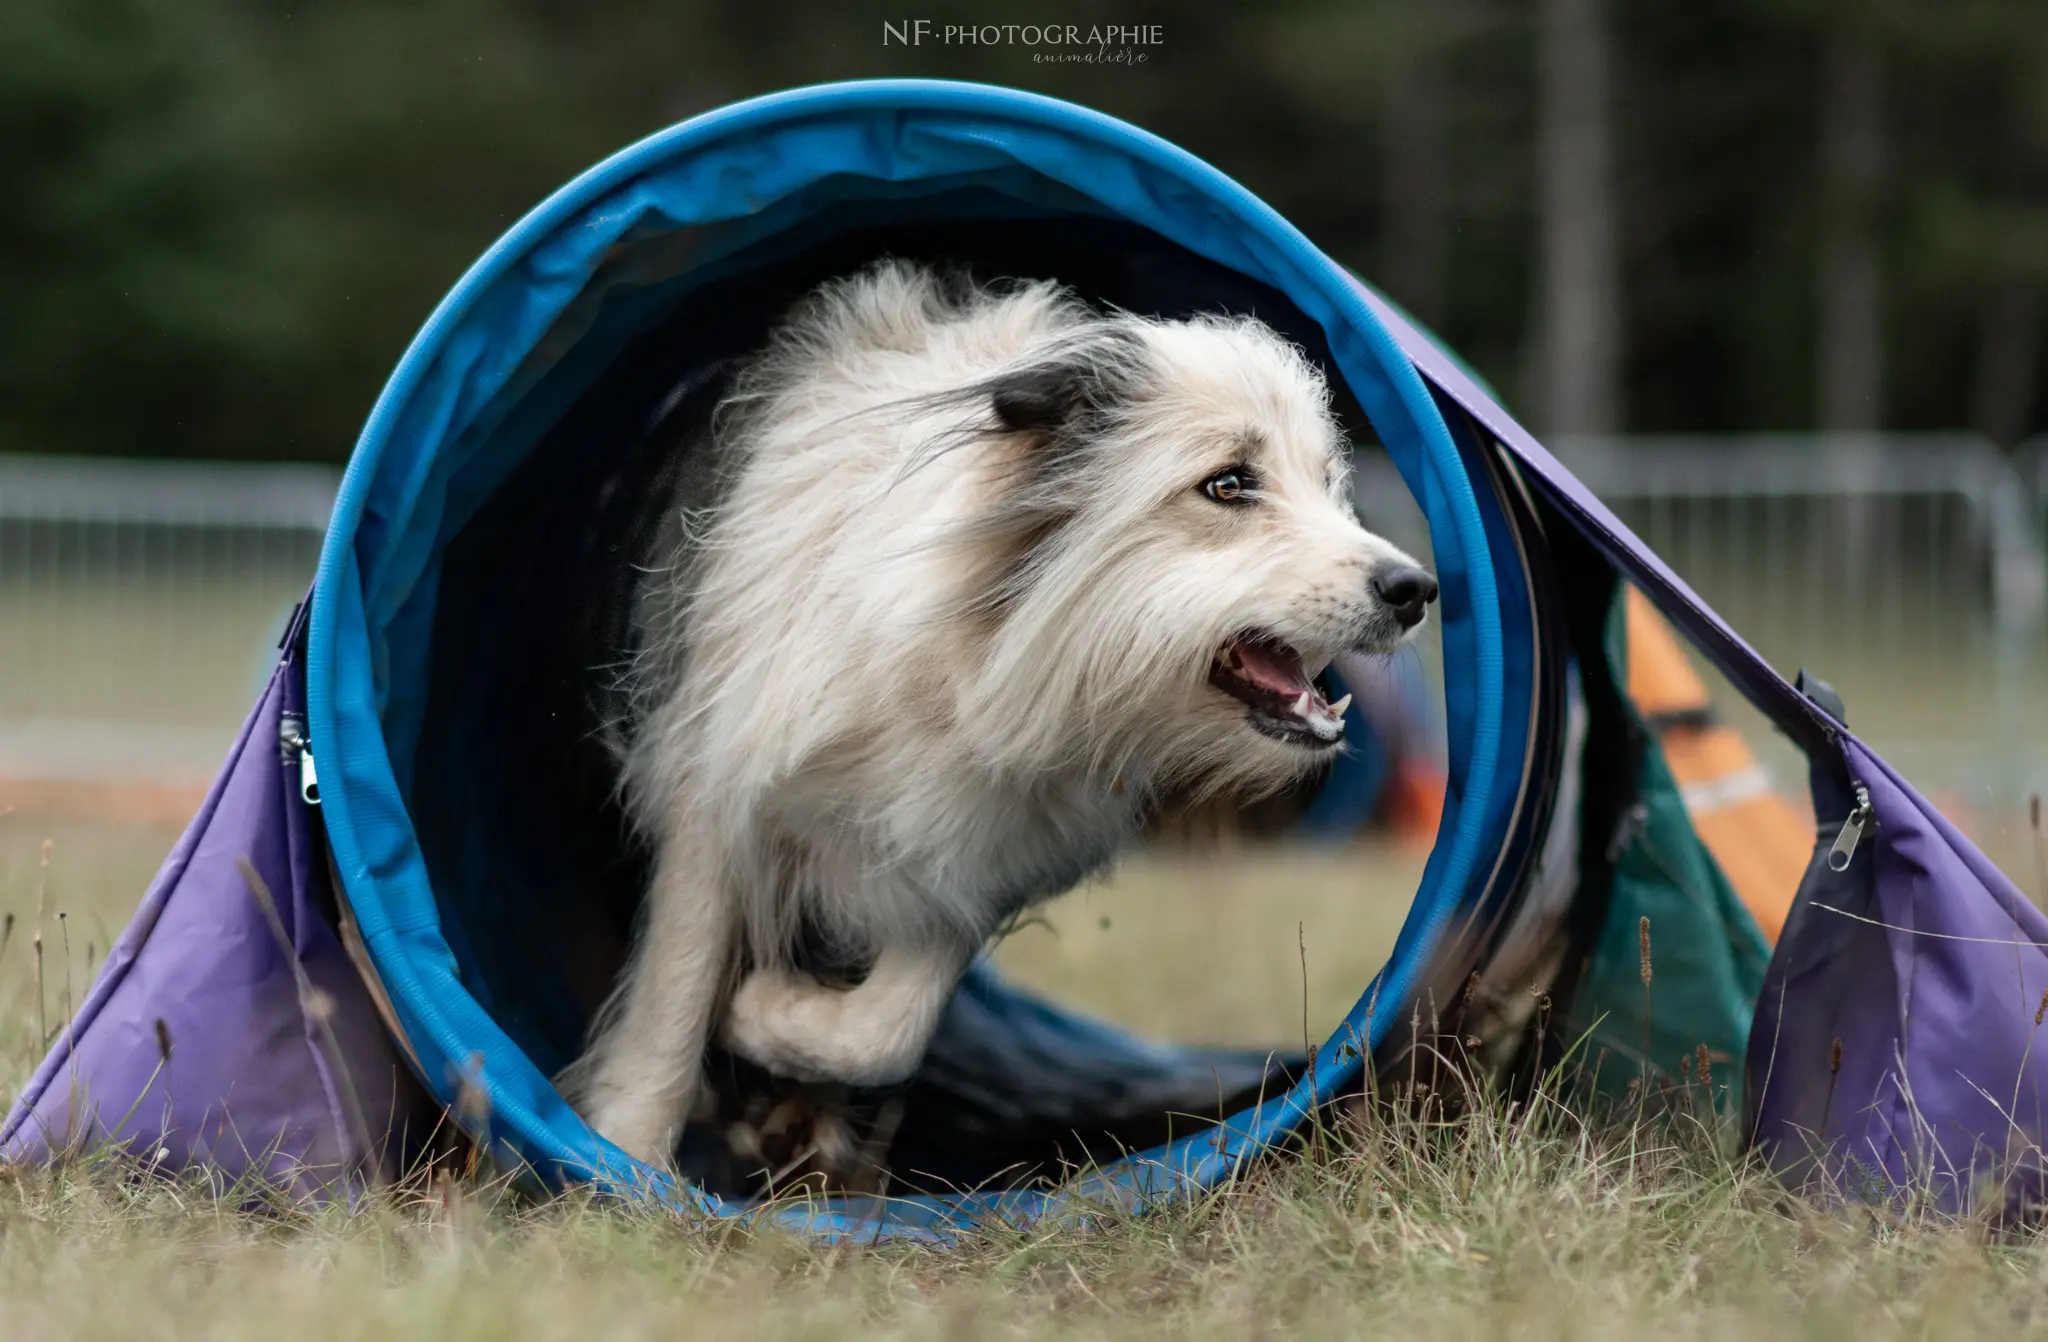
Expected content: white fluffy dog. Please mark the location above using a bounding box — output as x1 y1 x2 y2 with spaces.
564 260 1438 1164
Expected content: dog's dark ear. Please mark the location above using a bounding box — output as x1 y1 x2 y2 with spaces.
988 333 1139 435
991 362 1090 434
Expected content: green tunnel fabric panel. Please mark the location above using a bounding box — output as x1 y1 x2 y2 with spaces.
1565 589 1774 1104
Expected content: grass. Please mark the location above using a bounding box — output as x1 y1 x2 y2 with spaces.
6 1064 2048 1339
992 838 1429 1047
8 817 2048 1338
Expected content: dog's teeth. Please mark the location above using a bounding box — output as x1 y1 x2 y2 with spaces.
1292 691 1312 718
1330 693 1353 718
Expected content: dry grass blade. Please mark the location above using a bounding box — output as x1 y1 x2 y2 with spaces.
2031 794 2046 908
233 854 379 1179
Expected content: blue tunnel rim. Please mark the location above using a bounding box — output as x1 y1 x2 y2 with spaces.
306 77 1509 1238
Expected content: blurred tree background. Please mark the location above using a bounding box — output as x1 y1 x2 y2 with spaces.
4 0 2047 462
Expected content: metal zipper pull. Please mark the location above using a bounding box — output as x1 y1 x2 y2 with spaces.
1605 802 1649 864
1826 784 1872 872
280 714 321 807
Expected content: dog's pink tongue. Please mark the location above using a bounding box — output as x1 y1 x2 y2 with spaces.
1233 641 1309 695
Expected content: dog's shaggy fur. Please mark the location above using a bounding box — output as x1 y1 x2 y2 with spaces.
563 260 1437 1163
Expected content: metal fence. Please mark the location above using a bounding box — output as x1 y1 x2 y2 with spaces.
2024 435 2048 538
1355 431 2048 817
0 454 338 791
1552 434 2047 809
2 439 2044 814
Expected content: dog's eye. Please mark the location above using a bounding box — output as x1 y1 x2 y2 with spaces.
1202 469 1251 505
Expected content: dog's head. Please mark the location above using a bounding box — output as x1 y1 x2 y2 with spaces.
956 308 1435 801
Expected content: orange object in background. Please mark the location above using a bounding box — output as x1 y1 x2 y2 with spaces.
1623 586 1811 942
1380 754 1448 852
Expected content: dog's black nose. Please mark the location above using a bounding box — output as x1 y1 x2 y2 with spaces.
1372 565 1439 629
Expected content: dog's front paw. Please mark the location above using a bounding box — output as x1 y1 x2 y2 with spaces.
559 1055 696 1167
578 1089 687 1168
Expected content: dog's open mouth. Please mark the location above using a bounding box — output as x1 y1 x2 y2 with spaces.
1209 634 1350 748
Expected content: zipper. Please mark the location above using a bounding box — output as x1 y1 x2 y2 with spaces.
1825 783 1872 872
280 713 321 807
1604 801 1650 864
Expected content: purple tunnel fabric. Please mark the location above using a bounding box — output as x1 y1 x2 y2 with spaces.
0 618 415 1197
1748 739 2048 1215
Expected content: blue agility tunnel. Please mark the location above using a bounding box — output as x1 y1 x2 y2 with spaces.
11 79 2048 1239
